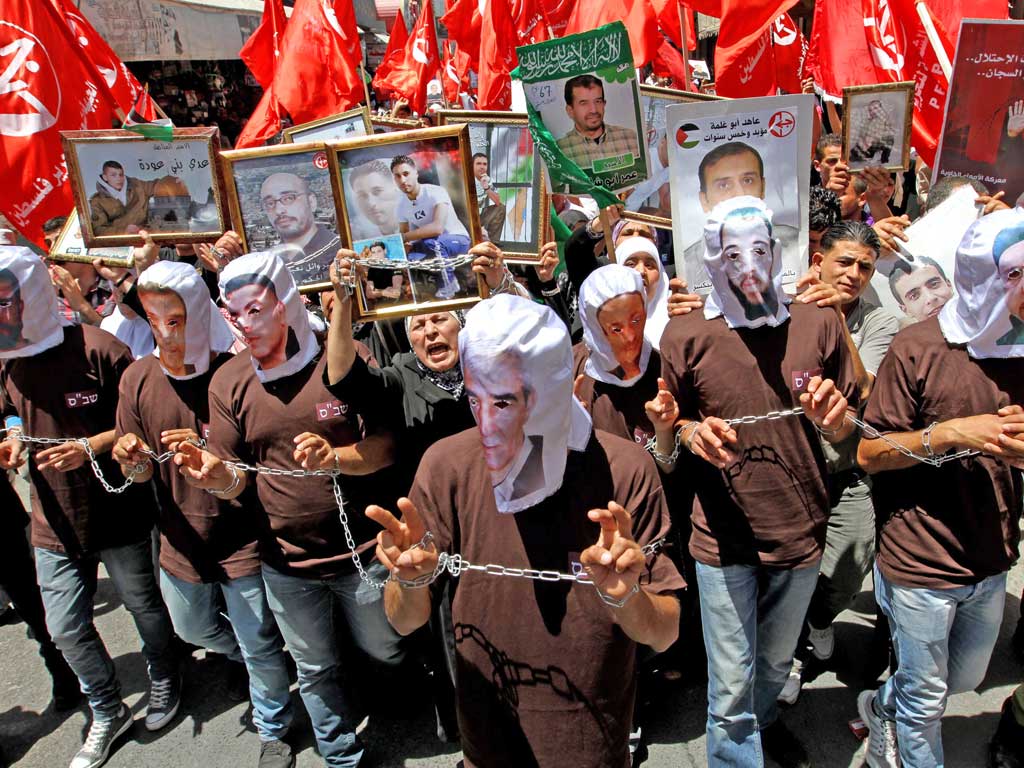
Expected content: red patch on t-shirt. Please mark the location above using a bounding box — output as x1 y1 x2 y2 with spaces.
64 390 99 408
790 368 822 393
633 427 653 445
199 422 210 441
315 399 349 422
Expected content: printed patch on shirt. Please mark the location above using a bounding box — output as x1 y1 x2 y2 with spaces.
790 368 822 393
568 552 587 581
633 427 653 445
413 209 427 222
64 390 98 408
315 399 349 422
199 422 210 442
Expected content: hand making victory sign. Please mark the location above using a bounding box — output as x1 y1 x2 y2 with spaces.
581 501 644 603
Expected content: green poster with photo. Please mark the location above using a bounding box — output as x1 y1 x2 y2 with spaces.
515 22 648 202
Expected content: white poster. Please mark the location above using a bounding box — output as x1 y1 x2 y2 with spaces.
666 94 814 295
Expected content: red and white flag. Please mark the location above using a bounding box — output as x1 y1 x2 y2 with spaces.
563 0 661 69
479 0 518 109
376 0 440 114
0 0 118 245
372 11 409 97
239 0 287 91
715 28 777 97
440 0 483 71
771 12 806 94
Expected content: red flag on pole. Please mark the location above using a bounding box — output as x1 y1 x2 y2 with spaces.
652 37 691 89
442 44 471 105
805 0 879 98
540 0 576 37
272 0 363 125
479 0 518 109
236 87 283 148
563 0 661 69
440 0 482 70
239 0 287 91
650 0 695 51
373 11 409 96
511 0 551 44
713 0 799 95
715 28 777 97
0 0 118 245
771 13 806 94
375 0 440 115
51 0 141 115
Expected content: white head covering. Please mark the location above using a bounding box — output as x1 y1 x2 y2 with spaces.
100 306 156 360
0 247 64 359
219 252 319 383
938 206 1024 359
615 237 669 349
702 195 790 330
137 261 235 379
580 264 652 387
459 294 592 514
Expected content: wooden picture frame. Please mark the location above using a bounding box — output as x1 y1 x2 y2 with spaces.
219 142 342 294
326 124 487 321
370 115 423 134
46 209 134 268
61 127 225 247
841 81 915 172
282 107 373 144
437 110 549 264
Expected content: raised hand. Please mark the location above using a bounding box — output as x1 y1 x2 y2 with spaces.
795 270 843 311
645 378 679 433
799 376 848 430
534 241 560 284
365 497 439 583
1008 100 1024 139
293 432 335 471
873 215 910 254
580 502 643 604
133 229 160 274
977 191 1010 216
667 277 703 317
470 241 506 289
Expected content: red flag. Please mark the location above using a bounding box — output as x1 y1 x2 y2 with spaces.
479 0 518 109
563 0 661 69
805 0 879 98
0 0 118 245
51 0 141 115
440 0 482 70
540 0 576 37
239 0 287 91
376 0 440 115
273 0 363 125
442 44 471 104
373 11 409 95
713 0 798 94
771 13 806 94
511 0 551 44
652 37 691 89
650 0 694 52
716 28 777 97
235 87 282 148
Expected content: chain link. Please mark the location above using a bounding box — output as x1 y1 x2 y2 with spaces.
351 253 476 274
3 430 140 494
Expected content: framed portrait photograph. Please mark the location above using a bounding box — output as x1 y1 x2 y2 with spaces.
841 81 914 172
517 21 648 195
219 143 342 293
370 116 423 134
438 110 548 264
283 107 373 144
61 127 225 247
666 93 816 295
327 124 485 320
624 85 723 226
47 209 134 268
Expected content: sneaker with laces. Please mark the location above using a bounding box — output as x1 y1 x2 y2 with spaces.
145 674 181 732
259 739 295 768
858 689 900 768
778 658 804 706
808 624 835 661
69 705 132 768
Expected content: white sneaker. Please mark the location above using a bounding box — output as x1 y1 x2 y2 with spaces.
857 689 900 768
69 705 132 768
808 624 835 661
777 658 803 705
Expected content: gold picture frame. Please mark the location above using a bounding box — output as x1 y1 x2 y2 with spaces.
437 109 549 264
370 115 423 134
47 209 134 268
841 81 915 173
61 127 224 248
326 124 487 321
219 141 343 294
283 107 373 144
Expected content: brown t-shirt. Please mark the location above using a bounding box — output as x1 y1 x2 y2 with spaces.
207 349 387 577
411 427 684 768
0 325 153 555
865 317 1024 589
659 303 858 569
572 344 660 447
117 354 262 584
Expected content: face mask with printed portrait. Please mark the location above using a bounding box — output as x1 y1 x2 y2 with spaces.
0 248 63 360
580 264 652 387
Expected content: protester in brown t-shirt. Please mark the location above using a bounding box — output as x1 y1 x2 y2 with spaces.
659 197 857 765
0 247 177 768
172 251 401 767
112 261 295 766
365 295 683 767
855 208 1024 768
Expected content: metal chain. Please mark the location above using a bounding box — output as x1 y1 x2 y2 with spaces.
2 430 140 494
350 253 476 274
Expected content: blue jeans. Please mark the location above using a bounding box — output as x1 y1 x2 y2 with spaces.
35 538 176 719
261 561 405 767
696 560 820 767
160 569 293 741
872 563 1005 768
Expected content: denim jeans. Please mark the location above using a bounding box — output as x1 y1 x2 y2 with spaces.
160 569 293 741
872 563 1006 768
35 538 176 719
261 561 405 767
695 559 820 767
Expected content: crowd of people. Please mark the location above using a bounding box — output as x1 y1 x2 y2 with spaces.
1 98 1023 768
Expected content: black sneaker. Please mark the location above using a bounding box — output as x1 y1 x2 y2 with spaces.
69 705 132 768
259 739 295 768
990 697 1024 768
145 674 181 732
227 660 250 702
761 720 812 768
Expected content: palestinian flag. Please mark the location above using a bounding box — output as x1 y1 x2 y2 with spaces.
122 86 174 141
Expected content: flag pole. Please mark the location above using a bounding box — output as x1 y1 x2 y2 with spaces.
678 5 693 91
915 1 952 80
359 60 374 109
